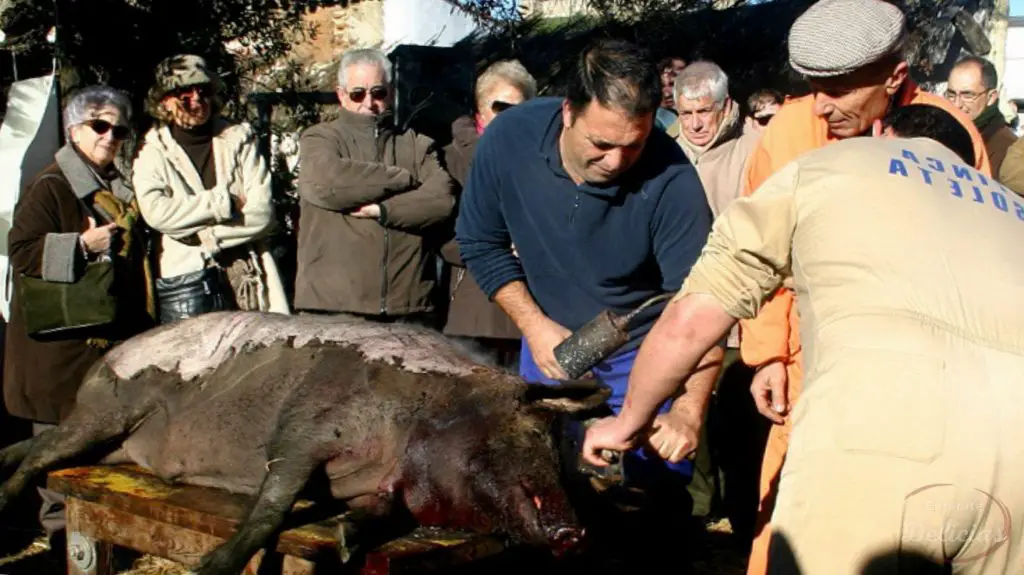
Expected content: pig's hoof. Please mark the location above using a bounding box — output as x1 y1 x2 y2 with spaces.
336 520 360 564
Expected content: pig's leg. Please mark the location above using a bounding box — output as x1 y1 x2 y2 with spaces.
0 420 131 513
190 358 345 575
0 438 35 477
190 440 320 575
0 372 156 513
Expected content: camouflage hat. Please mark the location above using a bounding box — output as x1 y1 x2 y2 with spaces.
149 54 216 101
145 54 222 122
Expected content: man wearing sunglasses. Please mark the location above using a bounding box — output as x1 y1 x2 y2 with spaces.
295 48 455 326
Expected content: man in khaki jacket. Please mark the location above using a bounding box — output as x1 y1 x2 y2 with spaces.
583 105 1024 574
295 48 455 324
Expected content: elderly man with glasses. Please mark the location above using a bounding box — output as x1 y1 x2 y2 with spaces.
295 47 455 327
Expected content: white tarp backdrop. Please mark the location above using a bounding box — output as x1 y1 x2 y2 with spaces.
0 68 61 321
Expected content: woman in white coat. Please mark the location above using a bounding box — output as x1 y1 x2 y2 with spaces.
132 54 289 323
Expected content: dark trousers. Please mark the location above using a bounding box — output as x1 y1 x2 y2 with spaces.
554 412 696 575
684 348 770 547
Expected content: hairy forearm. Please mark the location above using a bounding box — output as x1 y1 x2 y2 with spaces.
668 345 723 419
618 294 734 434
492 280 549 334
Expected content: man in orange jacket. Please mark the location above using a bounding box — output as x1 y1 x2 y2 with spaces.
742 1 992 574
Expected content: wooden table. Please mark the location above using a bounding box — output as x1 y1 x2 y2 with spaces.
47 466 507 575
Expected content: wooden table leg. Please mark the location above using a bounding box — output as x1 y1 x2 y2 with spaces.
59 495 318 575
65 497 114 575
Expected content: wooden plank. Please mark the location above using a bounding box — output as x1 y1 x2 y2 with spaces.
64 497 316 575
48 466 508 572
64 496 507 575
47 466 338 558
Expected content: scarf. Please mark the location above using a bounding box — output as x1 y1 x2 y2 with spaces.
974 103 1005 135
92 191 156 317
87 191 157 349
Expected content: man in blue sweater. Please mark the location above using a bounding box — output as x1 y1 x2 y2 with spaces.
455 39 721 557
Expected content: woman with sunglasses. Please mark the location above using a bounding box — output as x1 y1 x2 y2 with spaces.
438 60 536 368
4 85 156 542
132 54 289 324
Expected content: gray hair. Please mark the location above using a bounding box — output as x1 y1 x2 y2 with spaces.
62 85 132 136
674 61 729 108
336 48 393 89
475 59 538 110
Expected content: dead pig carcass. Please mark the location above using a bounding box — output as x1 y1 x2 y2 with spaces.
0 311 605 575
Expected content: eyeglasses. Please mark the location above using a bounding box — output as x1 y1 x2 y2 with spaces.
170 83 213 100
348 85 388 103
85 119 130 141
490 100 516 114
754 114 774 126
944 89 988 104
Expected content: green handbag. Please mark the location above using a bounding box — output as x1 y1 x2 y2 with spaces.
18 260 118 337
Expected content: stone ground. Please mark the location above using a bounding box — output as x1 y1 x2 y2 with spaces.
0 518 749 574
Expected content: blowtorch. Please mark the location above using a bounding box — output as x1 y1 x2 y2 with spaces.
553 292 677 380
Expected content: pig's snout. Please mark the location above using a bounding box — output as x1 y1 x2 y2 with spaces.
546 525 586 556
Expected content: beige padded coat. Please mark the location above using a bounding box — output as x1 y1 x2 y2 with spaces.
131 119 290 315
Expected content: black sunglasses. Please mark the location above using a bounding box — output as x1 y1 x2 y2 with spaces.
349 85 388 103
491 100 516 114
171 83 213 100
754 114 774 126
85 119 130 141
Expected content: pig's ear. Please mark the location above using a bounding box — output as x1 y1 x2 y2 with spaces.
521 380 612 413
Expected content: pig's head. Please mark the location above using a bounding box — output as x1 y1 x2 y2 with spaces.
395 377 611 556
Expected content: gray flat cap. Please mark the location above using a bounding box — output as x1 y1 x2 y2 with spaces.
788 0 906 78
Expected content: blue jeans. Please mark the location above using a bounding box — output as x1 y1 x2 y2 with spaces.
518 338 693 481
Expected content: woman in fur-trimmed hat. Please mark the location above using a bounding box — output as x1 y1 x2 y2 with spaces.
132 53 290 324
